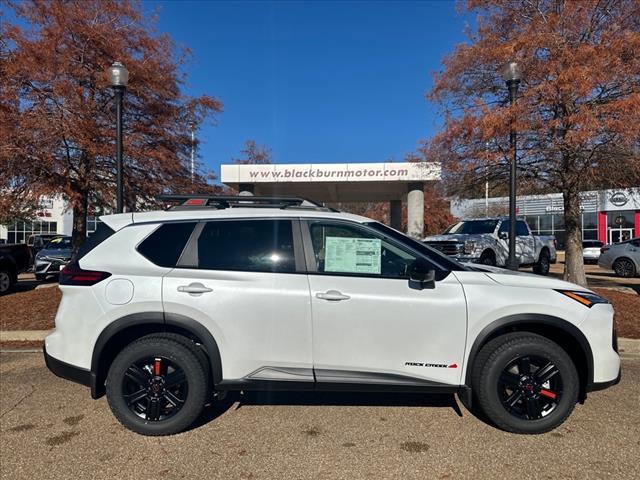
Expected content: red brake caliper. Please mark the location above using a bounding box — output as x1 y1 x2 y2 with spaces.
539 389 557 400
154 358 162 376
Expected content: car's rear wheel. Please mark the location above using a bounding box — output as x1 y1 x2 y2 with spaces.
106 334 208 436
613 258 636 278
473 333 578 434
533 250 550 275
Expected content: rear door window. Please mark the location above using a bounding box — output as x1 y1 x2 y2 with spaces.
499 220 530 236
137 222 197 267
196 219 296 273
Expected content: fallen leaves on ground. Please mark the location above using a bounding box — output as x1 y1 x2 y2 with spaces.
0 288 60 330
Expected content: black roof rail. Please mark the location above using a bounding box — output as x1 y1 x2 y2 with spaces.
155 195 337 212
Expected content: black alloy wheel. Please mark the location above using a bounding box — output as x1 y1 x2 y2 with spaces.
472 332 579 434
106 334 208 436
498 355 562 420
122 356 188 422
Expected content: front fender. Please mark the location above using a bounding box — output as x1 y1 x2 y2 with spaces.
463 313 594 391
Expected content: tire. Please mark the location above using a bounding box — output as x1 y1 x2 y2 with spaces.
533 250 550 275
106 333 208 436
479 250 496 266
0 268 14 295
472 332 579 434
613 258 636 278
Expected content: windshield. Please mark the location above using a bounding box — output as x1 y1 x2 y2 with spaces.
44 237 72 249
365 222 468 271
445 220 498 235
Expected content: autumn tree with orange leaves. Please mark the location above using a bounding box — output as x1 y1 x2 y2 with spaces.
233 140 273 165
1 0 222 252
428 0 640 286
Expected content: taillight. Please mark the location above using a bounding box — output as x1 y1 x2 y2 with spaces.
600 246 610 254
59 262 111 286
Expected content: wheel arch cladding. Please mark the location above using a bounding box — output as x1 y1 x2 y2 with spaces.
91 312 222 399
465 314 594 401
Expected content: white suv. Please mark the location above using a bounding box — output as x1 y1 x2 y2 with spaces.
44 196 621 436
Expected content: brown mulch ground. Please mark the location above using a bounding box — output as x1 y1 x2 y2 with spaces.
0 288 60 331
0 285 638 338
592 288 640 339
0 340 43 349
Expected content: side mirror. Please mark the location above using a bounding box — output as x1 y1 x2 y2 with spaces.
409 261 436 290
499 232 508 240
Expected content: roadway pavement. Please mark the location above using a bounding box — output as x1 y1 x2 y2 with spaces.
1 349 638 480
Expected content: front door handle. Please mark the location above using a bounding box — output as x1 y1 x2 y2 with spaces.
177 282 213 295
316 290 350 301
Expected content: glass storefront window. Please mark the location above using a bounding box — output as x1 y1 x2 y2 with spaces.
6 220 59 244
582 212 597 230
553 214 565 231
539 214 552 230
607 210 634 229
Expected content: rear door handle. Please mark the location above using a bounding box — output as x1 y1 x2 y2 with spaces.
316 290 350 301
177 282 213 295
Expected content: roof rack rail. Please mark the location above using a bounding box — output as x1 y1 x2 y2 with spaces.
155 195 338 212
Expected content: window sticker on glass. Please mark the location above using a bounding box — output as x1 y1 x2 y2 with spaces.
324 237 381 274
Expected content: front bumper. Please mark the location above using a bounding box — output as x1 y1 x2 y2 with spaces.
34 258 69 275
588 367 621 392
43 344 91 388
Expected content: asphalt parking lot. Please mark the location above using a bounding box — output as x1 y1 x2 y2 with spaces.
1 349 638 480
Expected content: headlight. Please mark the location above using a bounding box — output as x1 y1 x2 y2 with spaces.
464 240 476 254
557 290 609 308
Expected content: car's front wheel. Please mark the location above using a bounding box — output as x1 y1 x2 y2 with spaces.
106 333 208 436
0 268 14 295
473 333 579 434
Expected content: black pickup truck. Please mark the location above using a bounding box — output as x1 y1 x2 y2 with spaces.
0 243 32 294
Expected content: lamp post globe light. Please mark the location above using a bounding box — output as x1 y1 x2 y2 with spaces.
501 60 521 271
107 61 129 214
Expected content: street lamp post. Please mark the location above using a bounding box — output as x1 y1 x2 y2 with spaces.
107 61 129 214
501 61 522 271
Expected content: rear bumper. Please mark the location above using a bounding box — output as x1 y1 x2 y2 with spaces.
43 345 91 388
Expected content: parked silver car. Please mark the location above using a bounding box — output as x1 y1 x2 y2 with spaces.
598 238 640 278
583 240 604 264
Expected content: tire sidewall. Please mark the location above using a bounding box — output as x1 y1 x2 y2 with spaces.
106 338 206 435
478 338 578 434
614 258 635 278
534 251 550 275
0 270 13 294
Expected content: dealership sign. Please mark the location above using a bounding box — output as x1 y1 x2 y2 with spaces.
609 192 629 207
221 162 441 184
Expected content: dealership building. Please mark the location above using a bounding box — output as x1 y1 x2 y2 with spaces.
220 162 441 238
1 164 637 250
0 197 101 244
451 188 640 248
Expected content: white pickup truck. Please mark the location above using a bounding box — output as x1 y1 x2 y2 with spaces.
423 217 557 275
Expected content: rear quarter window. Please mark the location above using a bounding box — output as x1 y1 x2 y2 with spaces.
77 223 116 260
137 222 197 267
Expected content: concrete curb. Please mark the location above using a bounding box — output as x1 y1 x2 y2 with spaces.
0 330 52 341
